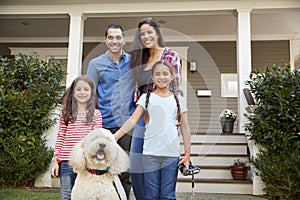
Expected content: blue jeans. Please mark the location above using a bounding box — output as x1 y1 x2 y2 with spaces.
60 161 77 200
130 117 145 200
143 155 179 200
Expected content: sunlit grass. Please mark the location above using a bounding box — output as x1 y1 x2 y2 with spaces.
0 187 60 200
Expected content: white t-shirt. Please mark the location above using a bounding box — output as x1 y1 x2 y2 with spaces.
137 93 187 157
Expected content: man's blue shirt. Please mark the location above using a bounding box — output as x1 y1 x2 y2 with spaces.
87 51 135 128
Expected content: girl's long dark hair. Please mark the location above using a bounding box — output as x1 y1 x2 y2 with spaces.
130 17 165 82
144 61 181 124
61 75 97 126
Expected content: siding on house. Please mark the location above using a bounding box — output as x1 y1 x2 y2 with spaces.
1 40 290 134
186 41 289 134
252 40 290 71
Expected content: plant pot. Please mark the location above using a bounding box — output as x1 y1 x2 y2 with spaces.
230 166 248 180
220 119 235 133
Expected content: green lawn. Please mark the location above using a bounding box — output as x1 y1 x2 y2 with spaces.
0 187 60 200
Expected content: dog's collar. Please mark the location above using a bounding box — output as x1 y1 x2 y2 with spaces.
87 167 110 175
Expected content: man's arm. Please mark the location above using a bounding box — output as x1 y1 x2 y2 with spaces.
87 60 99 88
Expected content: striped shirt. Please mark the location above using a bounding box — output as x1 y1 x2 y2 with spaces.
54 109 102 162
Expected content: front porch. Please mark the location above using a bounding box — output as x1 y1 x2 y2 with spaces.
1 0 300 196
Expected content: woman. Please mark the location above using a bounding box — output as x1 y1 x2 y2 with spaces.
129 17 183 200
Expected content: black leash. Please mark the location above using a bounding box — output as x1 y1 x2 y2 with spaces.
112 181 122 200
178 159 200 196
191 173 195 196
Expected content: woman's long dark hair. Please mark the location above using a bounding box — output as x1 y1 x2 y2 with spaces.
144 61 181 124
130 17 165 82
61 75 97 126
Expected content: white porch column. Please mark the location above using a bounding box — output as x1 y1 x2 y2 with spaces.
66 12 86 88
290 35 300 70
237 9 265 195
236 9 252 133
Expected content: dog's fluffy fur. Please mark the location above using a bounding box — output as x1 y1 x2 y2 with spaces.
69 128 129 200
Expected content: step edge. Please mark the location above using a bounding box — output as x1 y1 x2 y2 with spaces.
182 142 248 145
177 178 252 184
185 154 249 157
191 133 247 136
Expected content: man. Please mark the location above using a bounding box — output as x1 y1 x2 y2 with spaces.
87 24 135 199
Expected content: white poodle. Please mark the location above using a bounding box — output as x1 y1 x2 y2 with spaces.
69 128 129 200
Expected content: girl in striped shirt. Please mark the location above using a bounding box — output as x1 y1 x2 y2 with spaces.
51 75 102 200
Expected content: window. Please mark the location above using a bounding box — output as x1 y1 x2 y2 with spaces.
221 73 237 97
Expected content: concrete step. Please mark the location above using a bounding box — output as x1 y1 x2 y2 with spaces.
178 166 251 180
177 133 252 195
187 154 249 166
181 143 248 155
180 133 249 166
176 179 253 194
188 134 248 144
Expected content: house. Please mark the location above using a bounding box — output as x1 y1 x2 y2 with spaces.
1 0 300 195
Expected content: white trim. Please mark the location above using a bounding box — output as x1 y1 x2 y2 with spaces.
291 38 300 70
9 47 68 60
1 1 300 15
290 40 295 70
0 34 296 44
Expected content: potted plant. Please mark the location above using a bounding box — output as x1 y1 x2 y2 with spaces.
230 159 248 180
219 109 237 133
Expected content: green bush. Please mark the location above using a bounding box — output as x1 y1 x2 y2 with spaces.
0 53 65 186
246 64 300 199
253 150 300 200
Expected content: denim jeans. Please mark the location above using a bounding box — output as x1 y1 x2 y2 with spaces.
143 155 179 200
60 161 77 200
108 127 132 199
130 118 146 200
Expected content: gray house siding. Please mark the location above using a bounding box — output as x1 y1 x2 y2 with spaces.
0 40 289 134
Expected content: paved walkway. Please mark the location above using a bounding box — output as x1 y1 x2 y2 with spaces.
129 192 268 200
35 187 268 200
176 192 267 200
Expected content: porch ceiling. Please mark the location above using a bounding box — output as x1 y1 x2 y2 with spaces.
0 2 299 42
0 0 211 5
